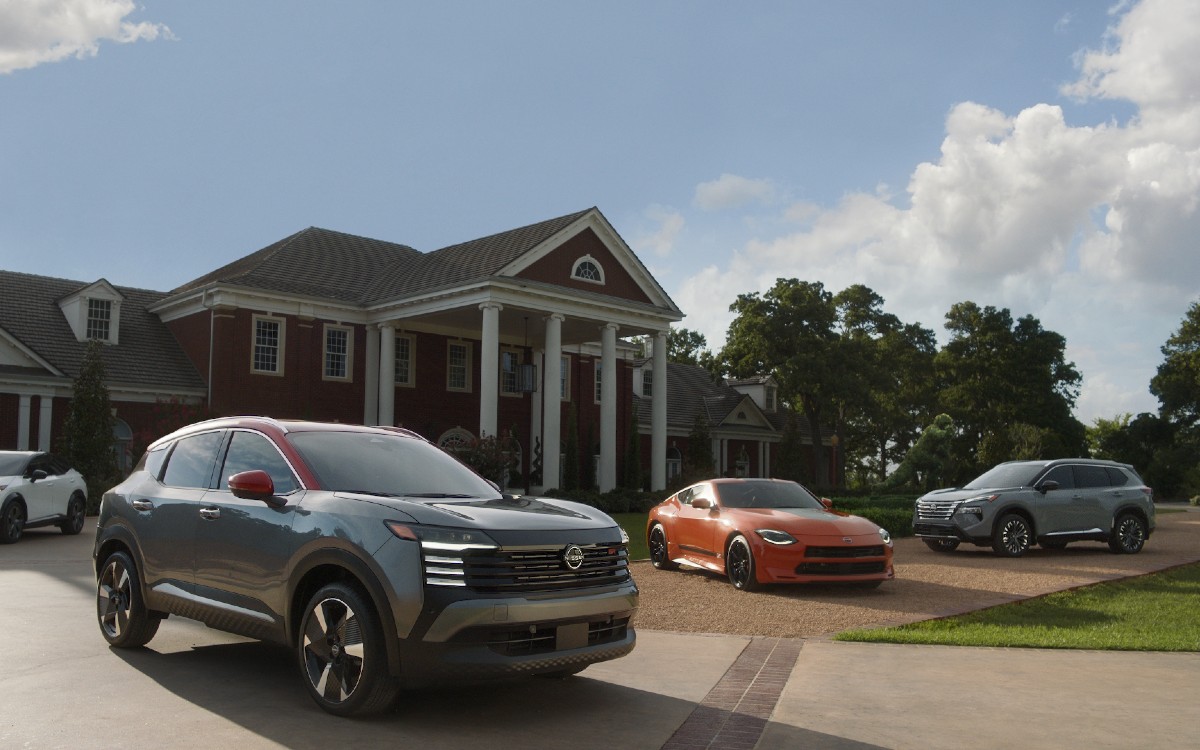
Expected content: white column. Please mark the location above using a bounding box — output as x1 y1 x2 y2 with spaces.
599 323 618 492
364 324 380 425
479 302 502 438
651 330 667 490
17 394 31 451
378 322 396 426
542 314 563 490
530 350 543 488
37 396 53 451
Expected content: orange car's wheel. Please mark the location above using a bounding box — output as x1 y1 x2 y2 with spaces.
726 535 760 591
648 524 678 571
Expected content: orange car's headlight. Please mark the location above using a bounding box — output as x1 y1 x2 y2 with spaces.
755 529 798 545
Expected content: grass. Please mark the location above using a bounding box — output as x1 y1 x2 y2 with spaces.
836 562 1200 652
614 513 649 560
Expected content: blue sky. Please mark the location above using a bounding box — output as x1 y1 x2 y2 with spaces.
3 0 1198 425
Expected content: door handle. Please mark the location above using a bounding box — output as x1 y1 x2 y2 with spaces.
199 507 221 520
131 499 153 511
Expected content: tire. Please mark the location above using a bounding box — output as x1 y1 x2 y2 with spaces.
992 514 1032 557
96 551 161 648
60 493 86 535
298 582 399 717
1 499 25 544
648 524 678 571
725 534 760 591
923 538 960 553
1108 513 1147 554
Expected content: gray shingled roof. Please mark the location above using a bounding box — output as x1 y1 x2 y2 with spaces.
0 270 205 390
171 227 423 302
634 362 820 441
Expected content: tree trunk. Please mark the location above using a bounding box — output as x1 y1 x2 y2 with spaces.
802 396 829 489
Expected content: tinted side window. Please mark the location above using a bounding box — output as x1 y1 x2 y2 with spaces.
219 431 298 494
162 432 224 489
142 447 168 480
28 454 54 476
1073 465 1111 489
1042 465 1074 489
1105 467 1130 487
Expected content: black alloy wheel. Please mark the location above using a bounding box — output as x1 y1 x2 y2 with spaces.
60 494 86 535
992 514 1032 557
1108 514 1147 554
1 500 25 544
725 535 760 591
96 551 161 648
648 524 678 571
298 583 398 716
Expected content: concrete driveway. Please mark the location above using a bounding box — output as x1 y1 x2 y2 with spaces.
2 514 1198 750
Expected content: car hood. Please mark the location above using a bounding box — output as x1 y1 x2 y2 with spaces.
0 473 19 484
917 486 1025 502
735 507 882 535
339 492 616 532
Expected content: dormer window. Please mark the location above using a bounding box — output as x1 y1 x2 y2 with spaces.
86 299 112 341
57 279 123 345
765 385 777 412
572 255 605 285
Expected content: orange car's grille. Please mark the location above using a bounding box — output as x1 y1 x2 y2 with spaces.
795 561 888 575
805 545 886 558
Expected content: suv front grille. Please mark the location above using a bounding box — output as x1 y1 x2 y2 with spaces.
916 499 962 520
485 617 631 656
425 543 631 594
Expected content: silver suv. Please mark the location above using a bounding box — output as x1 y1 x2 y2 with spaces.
913 459 1154 557
94 417 637 716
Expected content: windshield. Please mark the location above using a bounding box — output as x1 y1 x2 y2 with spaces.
0 453 31 476
963 462 1048 490
288 431 500 499
715 480 824 510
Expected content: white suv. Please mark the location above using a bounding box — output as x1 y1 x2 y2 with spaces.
0 451 88 543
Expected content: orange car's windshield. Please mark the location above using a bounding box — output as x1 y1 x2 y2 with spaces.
715 481 824 510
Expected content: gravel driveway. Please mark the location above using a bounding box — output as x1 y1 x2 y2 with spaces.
631 509 1200 639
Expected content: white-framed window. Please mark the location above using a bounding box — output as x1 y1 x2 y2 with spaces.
641 368 653 397
394 333 414 387
593 360 602 404
765 385 777 412
252 316 285 375
501 349 521 395
438 427 475 452
86 299 112 341
447 341 472 392
560 355 571 401
323 325 352 381
571 255 605 285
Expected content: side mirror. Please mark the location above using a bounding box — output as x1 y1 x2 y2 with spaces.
690 497 713 510
228 470 283 506
820 497 834 509
1036 480 1060 494
30 469 48 482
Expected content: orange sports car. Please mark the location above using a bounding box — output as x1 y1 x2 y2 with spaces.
646 478 895 590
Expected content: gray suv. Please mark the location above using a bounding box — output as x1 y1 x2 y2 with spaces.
93 417 637 716
913 458 1154 557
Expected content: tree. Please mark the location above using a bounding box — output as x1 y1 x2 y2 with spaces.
562 404 579 491
59 340 118 513
773 410 809 483
1151 301 1200 431
934 302 1085 481
685 413 714 478
622 411 642 491
721 279 839 487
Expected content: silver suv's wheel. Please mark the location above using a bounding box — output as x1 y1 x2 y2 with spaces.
96 551 161 647
1108 513 1147 554
992 514 1032 557
298 583 398 716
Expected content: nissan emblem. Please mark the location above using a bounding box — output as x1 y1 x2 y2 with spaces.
562 544 585 570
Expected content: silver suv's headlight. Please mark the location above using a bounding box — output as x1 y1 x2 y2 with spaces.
755 529 798 545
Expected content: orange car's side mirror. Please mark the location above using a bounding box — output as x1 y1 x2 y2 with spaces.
820 497 833 509
691 497 713 510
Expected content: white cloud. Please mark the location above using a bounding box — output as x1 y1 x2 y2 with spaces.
693 173 775 211
632 204 685 259
0 0 171 74
670 0 1199 424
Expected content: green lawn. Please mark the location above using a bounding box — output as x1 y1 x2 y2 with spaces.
836 562 1200 651
614 513 649 560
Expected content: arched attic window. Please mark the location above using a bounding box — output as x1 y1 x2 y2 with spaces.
571 255 605 285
